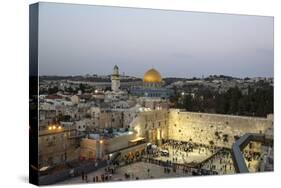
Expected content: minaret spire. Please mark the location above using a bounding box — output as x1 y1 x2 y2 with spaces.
111 65 120 92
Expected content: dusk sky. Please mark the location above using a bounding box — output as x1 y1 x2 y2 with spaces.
38 2 274 78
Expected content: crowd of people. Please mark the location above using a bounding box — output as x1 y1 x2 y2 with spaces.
162 139 218 154
80 167 116 183
243 148 262 172
78 140 235 183
200 149 235 174
143 153 216 176
152 139 219 164
145 139 234 176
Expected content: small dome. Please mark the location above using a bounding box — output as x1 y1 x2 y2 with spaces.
143 68 162 83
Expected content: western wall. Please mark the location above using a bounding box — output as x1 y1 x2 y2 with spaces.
167 109 273 148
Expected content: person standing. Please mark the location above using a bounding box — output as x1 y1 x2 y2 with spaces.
82 171 85 181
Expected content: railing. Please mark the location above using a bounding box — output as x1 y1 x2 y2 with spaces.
141 157 218 175
106 142 147 155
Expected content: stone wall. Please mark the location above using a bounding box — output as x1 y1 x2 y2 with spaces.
38 128 79 167
105 133 137 153
130 109 169 145
168 109 273 148
79 138 97 159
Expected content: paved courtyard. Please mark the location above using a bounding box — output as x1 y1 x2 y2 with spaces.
58 143 239 185
58 161 190 184
201 150 236 175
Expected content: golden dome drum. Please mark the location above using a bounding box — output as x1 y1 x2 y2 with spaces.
143 68 162 83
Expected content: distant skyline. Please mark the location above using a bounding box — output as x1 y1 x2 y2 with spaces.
38 3 274 78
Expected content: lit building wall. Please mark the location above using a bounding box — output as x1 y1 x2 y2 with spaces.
105 133 137 153
130 109 169 145
168 109 273 148
79 138 97 160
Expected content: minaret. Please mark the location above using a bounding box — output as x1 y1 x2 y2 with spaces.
111 65 120 92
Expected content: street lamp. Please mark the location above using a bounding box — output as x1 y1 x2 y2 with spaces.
99 140 104 160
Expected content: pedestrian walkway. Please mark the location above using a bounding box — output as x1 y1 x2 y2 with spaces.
59 161 191 184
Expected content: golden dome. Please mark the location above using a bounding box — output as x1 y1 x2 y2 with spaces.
143 68 162 83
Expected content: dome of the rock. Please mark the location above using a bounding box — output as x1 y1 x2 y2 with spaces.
143 68 162 83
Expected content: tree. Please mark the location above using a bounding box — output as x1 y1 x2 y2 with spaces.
79 83 86 93
183 94 193 111
48 86 58 94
